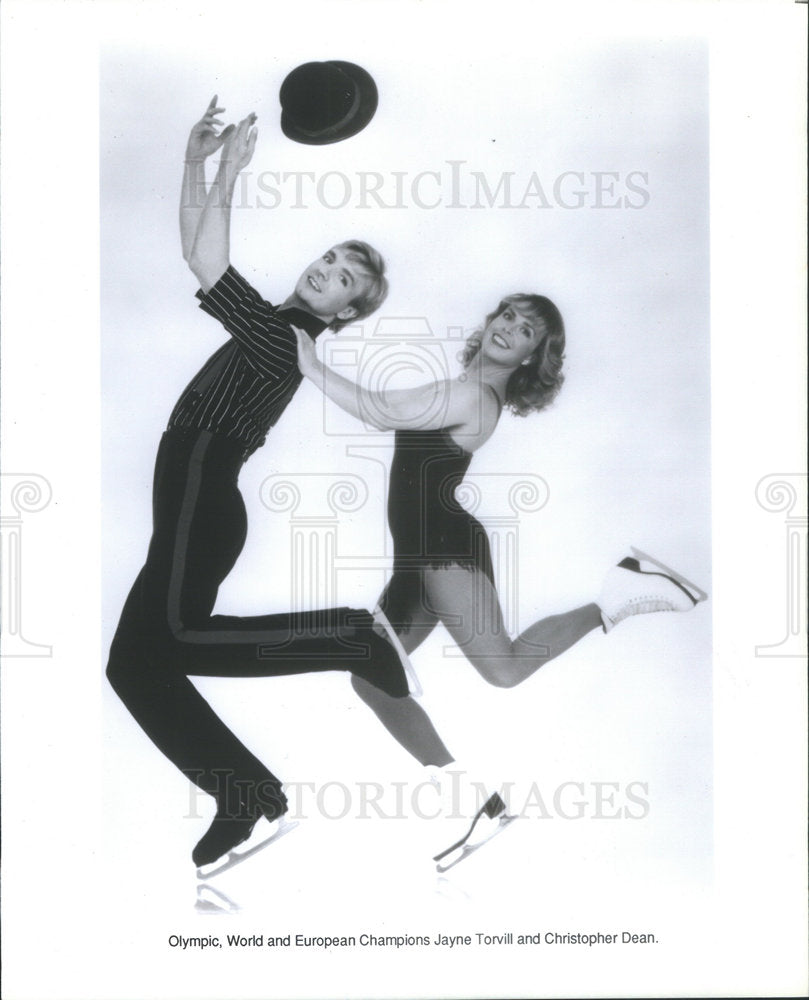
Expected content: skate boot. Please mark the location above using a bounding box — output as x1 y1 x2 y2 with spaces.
426 763 516 873
598 547 708 633
193 786 296 879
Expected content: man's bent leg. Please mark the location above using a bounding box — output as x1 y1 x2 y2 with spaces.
106 622 286 820
159 429 411 696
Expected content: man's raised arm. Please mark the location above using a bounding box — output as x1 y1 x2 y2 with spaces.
179 96 234 263
188 112 257 294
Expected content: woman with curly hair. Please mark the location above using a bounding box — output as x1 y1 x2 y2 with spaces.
295 293 705 793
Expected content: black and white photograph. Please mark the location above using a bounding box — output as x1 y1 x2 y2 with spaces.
1 2 806 999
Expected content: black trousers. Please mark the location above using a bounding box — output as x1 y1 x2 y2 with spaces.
106 428 390 814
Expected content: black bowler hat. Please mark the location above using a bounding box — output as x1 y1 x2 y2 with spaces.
280 61 378 145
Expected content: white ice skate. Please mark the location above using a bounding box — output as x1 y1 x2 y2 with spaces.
598 547 708 633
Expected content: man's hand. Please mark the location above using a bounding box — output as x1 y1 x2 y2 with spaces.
186 107 257 291
218 113 258 188
293 325 319 378
185 95 235 163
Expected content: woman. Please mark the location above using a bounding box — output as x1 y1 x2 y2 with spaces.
294 293 706 861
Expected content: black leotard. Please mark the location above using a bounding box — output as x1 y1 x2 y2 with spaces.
386 427 494 578
381 387 502 633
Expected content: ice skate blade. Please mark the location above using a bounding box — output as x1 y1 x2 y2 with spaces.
195 819 299 880
433 791 508 862
630 547 708 603
434 814 517 874
372 605 422 698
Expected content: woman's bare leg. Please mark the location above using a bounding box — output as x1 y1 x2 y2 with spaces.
351 583 453 766
351 564 601 758
423 565 601 688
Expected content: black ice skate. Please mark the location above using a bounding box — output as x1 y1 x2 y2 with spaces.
432 792 516 873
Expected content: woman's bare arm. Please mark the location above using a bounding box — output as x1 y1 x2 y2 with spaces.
295 325 492 437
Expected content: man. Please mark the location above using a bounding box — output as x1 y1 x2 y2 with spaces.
106 97 413 871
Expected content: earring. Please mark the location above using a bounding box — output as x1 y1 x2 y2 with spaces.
520 359 530 366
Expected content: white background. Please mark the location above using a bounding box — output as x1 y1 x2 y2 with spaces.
1 1 806 999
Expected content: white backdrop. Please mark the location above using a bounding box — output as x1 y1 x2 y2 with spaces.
1 2 806 999
100 0 712 893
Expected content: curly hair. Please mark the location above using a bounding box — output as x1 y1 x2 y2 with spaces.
328 239 389 333
460 294 566 416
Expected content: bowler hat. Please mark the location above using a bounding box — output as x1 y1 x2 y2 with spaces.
280 61 378 145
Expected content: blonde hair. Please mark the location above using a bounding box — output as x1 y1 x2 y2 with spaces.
329 240 389 332
460 294 566 415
